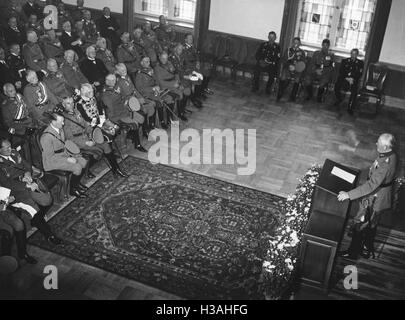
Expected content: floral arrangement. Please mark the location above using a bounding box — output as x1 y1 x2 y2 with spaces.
261 164 405 299
262 164 322 300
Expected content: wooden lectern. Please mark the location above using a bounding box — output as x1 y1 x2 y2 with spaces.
298 159 360 294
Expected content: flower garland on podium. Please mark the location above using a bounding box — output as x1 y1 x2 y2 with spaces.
262 164 405 300
262 164 322 300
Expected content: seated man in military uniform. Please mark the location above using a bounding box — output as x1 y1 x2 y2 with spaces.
40 28 65 65
22 30 48 79
135 56 175 129
40 112 88 198
0 138 61 247
304 38 336 102
81 10 99 45
0 195 37 264
115 63 156 135
116 32 142 82
25 13 44 38
61 96 128 177
154 15 176 53
101 74 147 152
44 58 74 102
96 37 116 74
60 49 89 90
171 42 203 110
252 31 281 94
183 33 214 99
154 51 190 121
23 70 59 127
2 83 36 163
277 37 306 102
142 21 162 67
334 48 364 115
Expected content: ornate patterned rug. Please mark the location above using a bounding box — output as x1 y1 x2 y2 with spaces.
29 156 286 299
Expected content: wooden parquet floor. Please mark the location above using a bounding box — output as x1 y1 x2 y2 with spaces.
1 77 404 300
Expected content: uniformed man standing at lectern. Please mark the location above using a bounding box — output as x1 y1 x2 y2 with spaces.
338 133 398 260
252 31 281 94
334 48 364 114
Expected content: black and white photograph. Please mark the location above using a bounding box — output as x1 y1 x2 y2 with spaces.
0 0 404 305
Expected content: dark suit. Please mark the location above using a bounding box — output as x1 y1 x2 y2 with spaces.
0 61 19 89
22 1 44 20
79 58 108 91
6 53 27 88
4 26 26 47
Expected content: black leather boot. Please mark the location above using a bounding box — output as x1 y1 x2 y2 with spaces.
305 85 313 101
277 80 286 101
178 97 188 121
70 174 87 198
290 83 299 102
0 230 12 256
105 152 129 178
317 87 325 103
15 230 37 264
31 212 62 245
132 130 148 153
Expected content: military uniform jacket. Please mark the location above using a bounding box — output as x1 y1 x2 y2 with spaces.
132 38 148 57
0 149 33 203
135 68 159 100
285 47 306 66
154 62 180 90
101 85 130 122
74 94 105 125
116 43 141 74
116 75 143 100
348 151 397 212
23 82 59 124
60 61 88 89
63 110 91 148
170 53 187 78
309 50 336 73
40 125 70 172
43 71 73 99
60 31 82 53
82 19 99 42
338 57 364 82
1 94 33 135
40 37 65 63
154 24 176 50
255 41 281 66
22 41 47 72
96 48 116 74
183 43 199 72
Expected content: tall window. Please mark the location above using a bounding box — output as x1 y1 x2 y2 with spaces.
296 0 377 55
135 0 197 24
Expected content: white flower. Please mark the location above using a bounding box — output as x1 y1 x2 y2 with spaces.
277 243 284 250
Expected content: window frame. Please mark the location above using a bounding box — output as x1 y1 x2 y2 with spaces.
295 0 376 58
134 0 197 28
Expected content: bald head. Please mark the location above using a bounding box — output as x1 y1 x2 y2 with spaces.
105 74 117 87
47 58 58 72
3 83 16 98
377 133 395 153
115 63 127 76
27 30 38 43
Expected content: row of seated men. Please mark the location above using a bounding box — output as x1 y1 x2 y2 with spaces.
252 32 364 115
0 135 62 265
0 0 187 61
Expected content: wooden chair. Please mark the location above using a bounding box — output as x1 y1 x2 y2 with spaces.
215 36 240 76
233 41 259 79
35 129 72 202
356 63 388 114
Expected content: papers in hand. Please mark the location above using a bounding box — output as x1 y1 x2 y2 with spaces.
331 166 356 184
0 187 11 202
